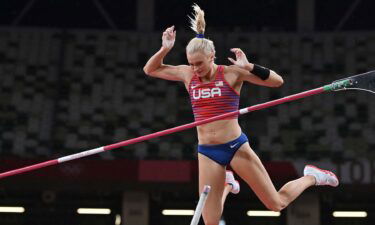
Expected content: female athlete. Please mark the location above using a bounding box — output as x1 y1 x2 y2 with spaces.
143 4 338 225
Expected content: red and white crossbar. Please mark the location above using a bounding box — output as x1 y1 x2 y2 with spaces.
0 87 326 179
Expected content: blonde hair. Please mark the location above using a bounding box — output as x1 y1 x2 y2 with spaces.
186 4 215 55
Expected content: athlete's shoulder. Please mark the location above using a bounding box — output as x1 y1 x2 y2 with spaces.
176 64 194 82
173 64 191 73
178 64 191 70
222 65 244 78
225 65 246 73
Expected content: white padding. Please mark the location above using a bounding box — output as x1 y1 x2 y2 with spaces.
58 147 104 163
239 108 248 114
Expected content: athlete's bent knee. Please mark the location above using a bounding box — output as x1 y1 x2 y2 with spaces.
265 201 286 212
203 211 221 225
204 221 220 225
203 217 220 225
267 205 283 212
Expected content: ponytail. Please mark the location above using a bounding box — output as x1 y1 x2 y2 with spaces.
189 4 206 36
186 4 215 55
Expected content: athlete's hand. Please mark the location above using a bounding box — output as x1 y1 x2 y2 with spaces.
162 25 176 50
228 48 250 70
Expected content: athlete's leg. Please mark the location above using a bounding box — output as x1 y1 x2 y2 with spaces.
221 171 240 210
230 143 316 212
221 184 232 206
198 153 227 225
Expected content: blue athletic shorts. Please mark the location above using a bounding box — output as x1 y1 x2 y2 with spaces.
198 133 249 166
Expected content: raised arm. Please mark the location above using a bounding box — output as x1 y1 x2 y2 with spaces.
143 26 189 82
228 48 284 87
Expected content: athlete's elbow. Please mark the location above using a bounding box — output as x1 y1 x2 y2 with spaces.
266 72 284 87
269 73 284 87
274 77 284 87
267 78 283 88
143 66 154 76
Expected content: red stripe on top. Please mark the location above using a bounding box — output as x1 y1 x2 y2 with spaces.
188 65 240 121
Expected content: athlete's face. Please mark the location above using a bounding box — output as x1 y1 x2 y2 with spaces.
187 51 214 77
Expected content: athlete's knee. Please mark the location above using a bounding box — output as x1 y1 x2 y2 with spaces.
264 199 286 212
203 215 221 225
204 219 220 225
266 204 284 212
203 210 221 225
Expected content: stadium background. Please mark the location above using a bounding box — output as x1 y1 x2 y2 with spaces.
0 0 375 224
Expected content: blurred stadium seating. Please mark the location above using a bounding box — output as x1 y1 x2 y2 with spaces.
1 28 375 162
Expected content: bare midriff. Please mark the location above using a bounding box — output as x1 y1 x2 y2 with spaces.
196 119 242 145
